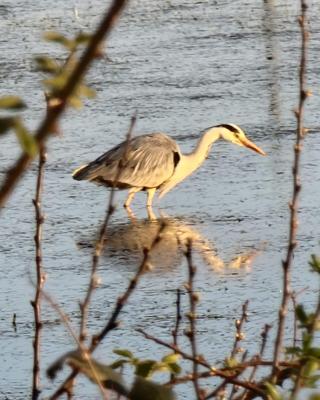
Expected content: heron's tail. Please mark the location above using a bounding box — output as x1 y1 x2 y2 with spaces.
72 163 101 181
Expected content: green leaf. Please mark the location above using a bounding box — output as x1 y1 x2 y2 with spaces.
78 84 96 99
68 95 83 109
162 353 181 365
75 32 92 45
130 376 176 400
0 117 15 135
34 56 60 74
135 360 157 378
0 96 26 110
303 332 312 352
296 304 308 325
309 255 320 274
166 363 181 375
43 31 74 50
309 394 320 400
286 346 302 356
47 350 128 396
43 74 67 91
305 347 320 359
302 360 320 377
224 357 239 368
109 359 130 369
14 120 38 156
264 382 282 400
113 349 134 359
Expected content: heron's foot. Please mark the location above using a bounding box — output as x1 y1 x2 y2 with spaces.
146 205 157 221
125 205 137 222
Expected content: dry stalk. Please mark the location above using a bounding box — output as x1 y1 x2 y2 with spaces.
238 324 271 400
228 301 249 400
290 288 307 351
170 288 182 382
271 0 309 379
0 0 128 210
39 288 109 399
231 301 249 359
185 240 203 399
79 114 136 342
172 288 182 348
291 289 320 398
31 145 47 400
137 329 266 398
49 223 165 399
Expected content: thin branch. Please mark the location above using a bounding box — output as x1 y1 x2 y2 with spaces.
231 301 249 359
291 288 320 398
272 0 309 379
49 223 166 399
79 114 136 342
31 144 47 400
172 288 182 348
248 324 271 384
239 324 271 400
34 284 109 399
137 328 267 398
170 288 182 382
228 301 249 400
185 240 203 399
0 0 128 210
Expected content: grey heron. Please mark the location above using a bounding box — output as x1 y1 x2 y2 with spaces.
72 124 266 207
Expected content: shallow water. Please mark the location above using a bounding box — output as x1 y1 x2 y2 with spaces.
1 0 320 398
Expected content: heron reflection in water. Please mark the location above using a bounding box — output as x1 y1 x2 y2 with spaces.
77 213 261 272
73 124 266 209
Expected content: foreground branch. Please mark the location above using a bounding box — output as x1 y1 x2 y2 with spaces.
0 0 128 210
272 0 309 378
31 145 47 399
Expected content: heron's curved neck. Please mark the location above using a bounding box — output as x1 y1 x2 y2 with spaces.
185 127 221 168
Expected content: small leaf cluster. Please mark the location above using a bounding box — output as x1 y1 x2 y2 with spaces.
48 349 176 400
0 96 37 156
286 305 320 389
35 31 96 108
284 255 320 394
111 349 181 379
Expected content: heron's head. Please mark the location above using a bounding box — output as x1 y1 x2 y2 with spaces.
218 124 266 156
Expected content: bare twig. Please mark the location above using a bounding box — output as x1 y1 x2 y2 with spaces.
248 324 271 384
291 289 320 398
228 301 249 400
79 114 136 342
39 289 108 399
172 288 182 348
54 115 136 398
185 240 203 399
239 324 271 400
231 301 249 359
170 288 182 382
137 328 267 398
272 0 309 379
49 223 165 399
31 144 47 400
290 288 307 351
0 0 128 210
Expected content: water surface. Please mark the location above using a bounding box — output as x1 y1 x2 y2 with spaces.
1 0 320 398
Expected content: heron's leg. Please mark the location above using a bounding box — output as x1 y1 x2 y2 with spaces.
146 188 156 207
146 206 157 221
125 206 137 223
124 187 141 208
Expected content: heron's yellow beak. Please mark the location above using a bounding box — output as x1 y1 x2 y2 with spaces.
240 137 266 156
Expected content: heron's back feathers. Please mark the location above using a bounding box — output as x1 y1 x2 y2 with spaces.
72 133 181 189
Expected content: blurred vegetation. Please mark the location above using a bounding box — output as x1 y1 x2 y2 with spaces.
1 0 320 399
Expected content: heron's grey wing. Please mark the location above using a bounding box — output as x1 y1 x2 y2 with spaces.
78 133 181 188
